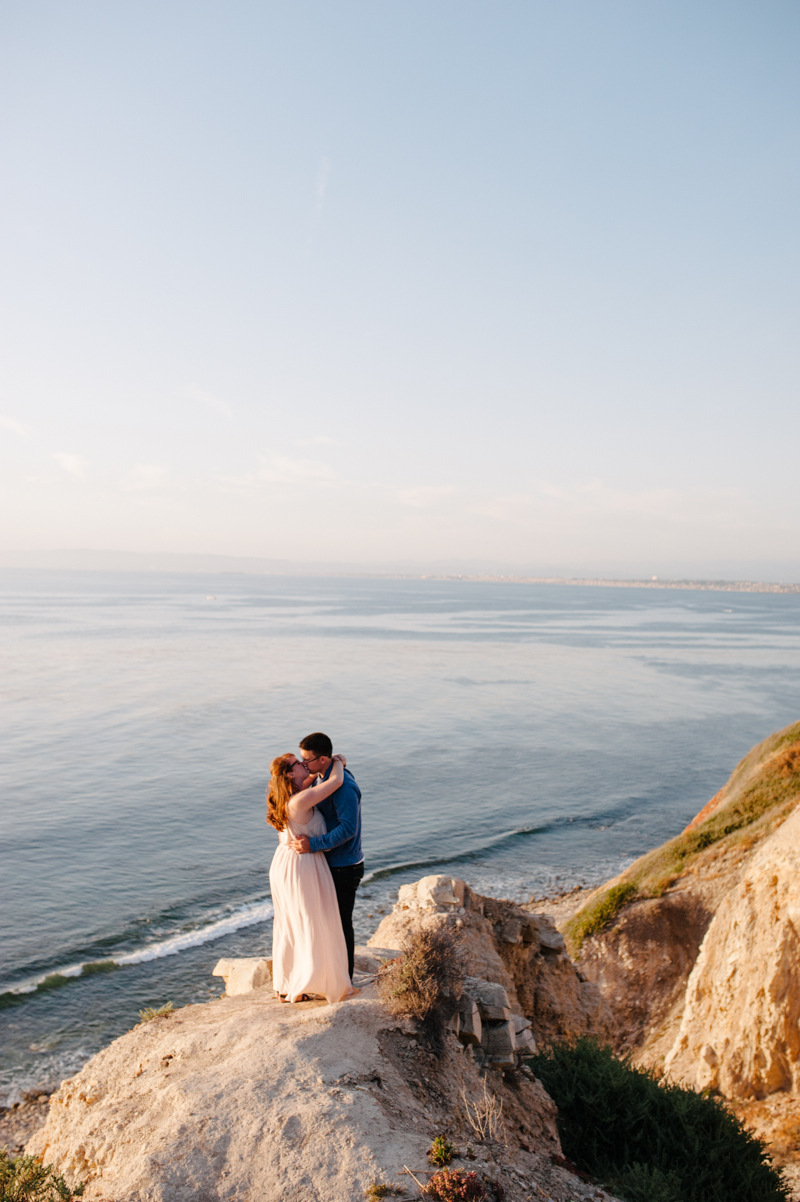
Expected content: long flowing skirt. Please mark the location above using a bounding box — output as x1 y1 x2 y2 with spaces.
269 844 352 1004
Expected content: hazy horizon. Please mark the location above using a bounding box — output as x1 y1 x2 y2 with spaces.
2 547 800 584
2 2 798 564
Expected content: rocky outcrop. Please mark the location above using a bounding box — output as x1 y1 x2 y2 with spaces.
369 874 611 1052
664 803 800 1098
26 977 567 1201
24 876 626 1202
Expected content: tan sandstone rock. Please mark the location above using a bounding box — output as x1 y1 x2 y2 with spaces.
369 879 610 1048
664 802 800 1098
26 975 566 1202
211 957 272 996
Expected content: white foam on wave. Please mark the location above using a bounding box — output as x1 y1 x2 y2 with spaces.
0 1044 97 1109
2 898 275 997
115 899 274 965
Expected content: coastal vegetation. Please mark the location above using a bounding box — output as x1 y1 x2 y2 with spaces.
529 1038 790 1202
428 1135 456 1167
422 1168 487 1199
0 1150 85 1201
564 720 800 951
377 927 464 1048
137 1001 173 1024
364 1183 406 1199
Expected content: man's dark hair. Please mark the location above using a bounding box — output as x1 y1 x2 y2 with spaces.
299 731 333 758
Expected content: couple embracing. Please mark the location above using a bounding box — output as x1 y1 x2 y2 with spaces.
266 732 363 1004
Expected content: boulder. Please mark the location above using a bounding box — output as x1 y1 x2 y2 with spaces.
397 875 466 911
513 1015 536 1054
211 957 272 996
463 977 512 1022
481 1019 517 1067
457 999 482 1046
538 927 566 953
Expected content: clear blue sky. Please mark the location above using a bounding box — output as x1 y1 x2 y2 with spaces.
1 1 798 573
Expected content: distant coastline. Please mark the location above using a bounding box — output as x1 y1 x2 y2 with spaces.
1 549 799 592
396 575 800 595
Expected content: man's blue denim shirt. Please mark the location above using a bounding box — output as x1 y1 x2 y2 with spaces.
308 765 363 868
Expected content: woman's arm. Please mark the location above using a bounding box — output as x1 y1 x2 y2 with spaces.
287 757 345 822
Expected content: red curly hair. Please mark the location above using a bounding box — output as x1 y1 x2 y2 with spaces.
266 753 299 831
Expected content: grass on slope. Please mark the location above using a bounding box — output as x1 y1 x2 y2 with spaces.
564 720 800 952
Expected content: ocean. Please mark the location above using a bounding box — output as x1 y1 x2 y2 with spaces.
2 570 799 1104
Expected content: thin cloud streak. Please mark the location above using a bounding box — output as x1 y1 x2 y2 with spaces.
52 452 87 478
395 485 456 508
315 156 331 207
0 415 31 436
122 465 171 493
306 154 331 255
185 385 233 419
217 454 339 495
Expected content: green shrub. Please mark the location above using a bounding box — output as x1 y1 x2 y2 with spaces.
529 1038 789 1202
377 927 463 1050
364 1183 405 1199
138 1000 173 1023
0 1150 85 1201
428 1135 455 1167
611 1162 683 1202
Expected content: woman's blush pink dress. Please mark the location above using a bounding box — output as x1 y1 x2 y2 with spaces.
269 807 353 1004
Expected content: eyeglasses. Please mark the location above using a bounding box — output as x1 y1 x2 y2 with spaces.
300 754 322 766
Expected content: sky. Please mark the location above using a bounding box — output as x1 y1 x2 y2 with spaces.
1 1 799 576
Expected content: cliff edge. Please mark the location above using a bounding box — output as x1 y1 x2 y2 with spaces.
24 883 615 1202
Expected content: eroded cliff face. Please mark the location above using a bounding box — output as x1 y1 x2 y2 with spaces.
368 877 611 1049
566 720 800 1069
556 720 800 1193
575 859 736 1063
664 803 800 1099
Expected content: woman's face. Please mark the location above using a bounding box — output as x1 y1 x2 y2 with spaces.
289 758 310 790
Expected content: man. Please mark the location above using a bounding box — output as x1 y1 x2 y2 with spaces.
289 731 363 979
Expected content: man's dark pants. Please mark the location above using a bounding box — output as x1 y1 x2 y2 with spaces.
329 862 364 979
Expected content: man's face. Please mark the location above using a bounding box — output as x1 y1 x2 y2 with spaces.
299 749 330 776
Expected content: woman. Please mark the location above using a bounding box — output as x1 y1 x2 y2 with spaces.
266 753 354 1004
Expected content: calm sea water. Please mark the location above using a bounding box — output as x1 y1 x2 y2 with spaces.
2 570 799 1103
